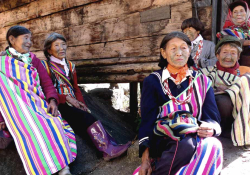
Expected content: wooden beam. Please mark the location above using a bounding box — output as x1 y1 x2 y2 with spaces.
73 56 159 67
77 73 149 83
0 0 100 28
76 62 159 74
129 82 138 117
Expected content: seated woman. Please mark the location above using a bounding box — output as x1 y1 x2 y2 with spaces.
199 36 250 150
217 1 250 66
0 26 75 175
41 32 131 161
181 18 217 68
134 32 222 175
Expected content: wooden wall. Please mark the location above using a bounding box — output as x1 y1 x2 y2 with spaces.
0 0 193 83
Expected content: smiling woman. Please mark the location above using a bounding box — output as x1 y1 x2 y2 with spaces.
0 26 76 175
217 1 250 66
134 31 223 175
41 32 131 163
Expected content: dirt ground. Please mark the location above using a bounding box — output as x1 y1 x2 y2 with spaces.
219 137 250 175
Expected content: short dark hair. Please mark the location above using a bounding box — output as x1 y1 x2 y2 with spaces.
229 1 247 12
181 18 205 34
6 25 31 46
43 32 67 60
158 31 194 69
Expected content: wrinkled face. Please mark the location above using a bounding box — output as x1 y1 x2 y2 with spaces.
9 33 32 54
48 39 67 60
216 44 239 68
183 27 200 41
232 5 247 25
161 37 191 69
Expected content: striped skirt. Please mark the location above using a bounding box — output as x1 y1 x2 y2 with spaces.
133 136 223 175
0 56 77 175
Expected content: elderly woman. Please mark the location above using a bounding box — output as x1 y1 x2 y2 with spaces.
134 32 222 175
181 18 217 68
199 36 250 150
0 26 75 175
41 32 131 162
217 1 250 66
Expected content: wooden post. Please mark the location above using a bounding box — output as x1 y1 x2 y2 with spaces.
130 82 138 118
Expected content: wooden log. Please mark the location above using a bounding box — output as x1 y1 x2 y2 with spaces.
76 62 159 74
129 82 138 117
77 73 149 83
73 56 159 67
170 1 192 23
0 0 32 13
0 0 192 51
0 0 99 28
67 12 171 46
153 0 189 6
66 35 164 60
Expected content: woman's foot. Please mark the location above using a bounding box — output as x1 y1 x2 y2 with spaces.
58 166 71 175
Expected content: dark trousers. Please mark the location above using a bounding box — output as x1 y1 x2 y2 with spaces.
58 103 97 138
152 135 197 175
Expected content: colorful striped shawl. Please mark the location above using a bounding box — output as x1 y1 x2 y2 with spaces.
200 66 250 146
41 60 76 99
153 72 211 121
225 74 250 146
0 56 77 175
154 111 199 141
199 66 240 91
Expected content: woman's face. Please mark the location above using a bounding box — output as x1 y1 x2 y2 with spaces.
48 39 67 60
161 37 191 69
216 44 239 68
183 27 199 41
9 33 32 54
232 5 247 25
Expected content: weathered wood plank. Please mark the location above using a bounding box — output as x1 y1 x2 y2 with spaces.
140 6 170 23
0 0 192 51
66 35 164 60
0 0 32 12
74 56 159 67
67 12 170 46
170 1 192 23
152 0 189 6
0 0 99 28
77 73 149 83
24 12 183 51
76 62 159 74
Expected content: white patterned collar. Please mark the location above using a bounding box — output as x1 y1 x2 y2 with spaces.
191 34 203 49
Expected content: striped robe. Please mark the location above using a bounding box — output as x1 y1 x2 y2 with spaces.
134 70 223 175
0 56 76 175
200 66 250 146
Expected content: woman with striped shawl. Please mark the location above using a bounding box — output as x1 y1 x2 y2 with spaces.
41 32 131 162
134 32 222 175
0 26 76 175
199 36 250 151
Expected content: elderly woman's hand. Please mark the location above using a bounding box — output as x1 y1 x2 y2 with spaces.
197 122 214 138
0 122 6 131
139 148 152 175
47 99 58 117
66 96 82 110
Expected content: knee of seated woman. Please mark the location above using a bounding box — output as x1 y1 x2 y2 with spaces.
203 137 222 149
